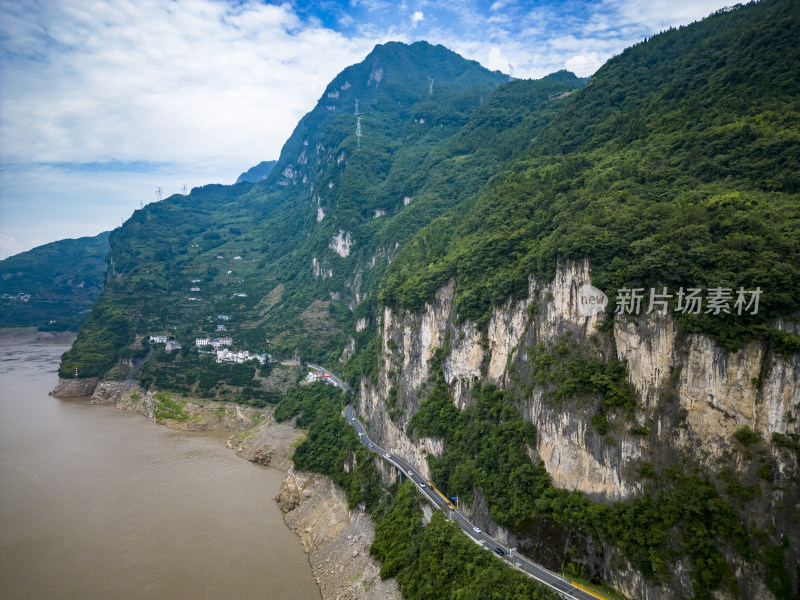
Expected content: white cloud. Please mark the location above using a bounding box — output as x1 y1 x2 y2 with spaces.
0 0 381 256
490 0 512 11
0 234 19 260
0 0 738 257
564 52 605 77
602 0 733 33
0 0 375 171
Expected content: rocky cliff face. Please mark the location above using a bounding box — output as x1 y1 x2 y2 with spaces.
50 377 98 397
275 469 402 600
356 260 799 599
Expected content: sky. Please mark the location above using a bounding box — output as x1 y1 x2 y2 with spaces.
0 0 734 259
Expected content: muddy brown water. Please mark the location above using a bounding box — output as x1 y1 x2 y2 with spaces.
0 332 320 599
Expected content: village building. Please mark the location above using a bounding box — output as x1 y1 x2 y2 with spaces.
215 348 266 364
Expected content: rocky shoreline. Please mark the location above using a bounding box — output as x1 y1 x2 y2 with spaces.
51 379 399 600
274 469 402 600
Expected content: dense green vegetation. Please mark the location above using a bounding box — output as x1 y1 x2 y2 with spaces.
55 4 800 598
57 289 132 378
275 383 381 509
525 336 637 436
410 378 771 599
61 43 585 378
279 383 557 599
0 231 108 329
371 482 558 600
138 348 278 406
382 0 800 353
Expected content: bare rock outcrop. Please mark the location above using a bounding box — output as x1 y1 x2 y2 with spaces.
90 380 124 404
275 469 402 600
50 377 98 398
227 417 303 471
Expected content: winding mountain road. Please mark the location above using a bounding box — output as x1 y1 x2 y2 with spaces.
342 404 610 600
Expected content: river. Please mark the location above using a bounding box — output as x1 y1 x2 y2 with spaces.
0 332 320 599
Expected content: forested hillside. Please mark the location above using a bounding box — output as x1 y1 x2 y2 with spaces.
58 41 585 379
0 231 109 330
382 0 800 352
57 2 800 599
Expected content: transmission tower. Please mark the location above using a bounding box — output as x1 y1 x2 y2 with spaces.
354 99 359 115
155 187 163 202
181 184 188 195
356 116 362 150
428 76 434 95
508 61 515 82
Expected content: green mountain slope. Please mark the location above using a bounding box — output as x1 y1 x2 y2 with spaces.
59 42 585 379
0 231 109 330
57 4 800 597
383 0 800 352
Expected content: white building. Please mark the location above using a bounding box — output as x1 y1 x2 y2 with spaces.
210 337 232 349
216 349 265 364
149 335 167 344
195 338 211 347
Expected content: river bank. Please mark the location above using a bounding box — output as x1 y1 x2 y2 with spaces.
51 379 400 600
2 336 319 600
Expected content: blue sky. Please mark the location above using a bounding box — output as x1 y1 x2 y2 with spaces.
0 0 733 258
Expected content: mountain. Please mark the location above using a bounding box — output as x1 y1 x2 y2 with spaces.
0 231 109 330
236 160 277 183
56 4 800 600
58 41 580 380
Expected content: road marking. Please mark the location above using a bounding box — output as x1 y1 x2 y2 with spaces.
570 581 613 600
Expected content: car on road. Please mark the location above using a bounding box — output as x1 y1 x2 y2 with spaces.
473 527 481 533
494 548 505 556
384 453 390 458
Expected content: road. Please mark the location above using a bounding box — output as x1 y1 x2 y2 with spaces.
343 404 609 600
306 363 353 393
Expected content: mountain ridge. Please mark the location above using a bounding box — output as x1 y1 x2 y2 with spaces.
55 5 800 599
0 231 109 330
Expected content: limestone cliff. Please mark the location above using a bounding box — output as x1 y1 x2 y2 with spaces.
356 260 799 600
